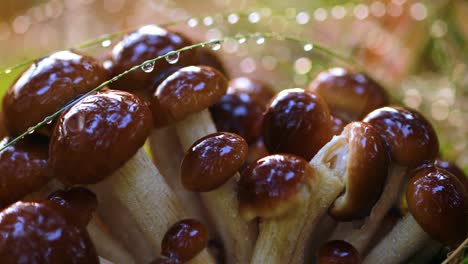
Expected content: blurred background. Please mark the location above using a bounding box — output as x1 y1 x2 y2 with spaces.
0 0 467 173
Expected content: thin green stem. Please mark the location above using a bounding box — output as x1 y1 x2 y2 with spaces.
0 32 356 152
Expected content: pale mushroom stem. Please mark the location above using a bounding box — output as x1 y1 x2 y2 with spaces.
329 165 407 253
148 127 210 225
108 147 216 264
175 109 257 264
363 214 431 264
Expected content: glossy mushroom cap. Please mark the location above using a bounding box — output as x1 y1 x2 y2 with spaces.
210 78 274 143
49 90 153 185
0 136 52 207
363 106 439 167
316 240 361 264
2 50 107 136
151 66 228 128
435 159 468 191
330 115 346 136
262 88 332 160
48 187 98 227
308 67 388 121
406 166 468 246
329 122 388 221
197 47 229 78
0 201 98 263
238 154 315 221
109 25 198 97
181 132 248 192
161 219 208 262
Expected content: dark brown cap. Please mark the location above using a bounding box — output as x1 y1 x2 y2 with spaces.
363 106 439 167
228 77 275 106
238 154 315 220
308 67 388 121
48 187 98 227
49 90 152 185
0 136 52 207
330 115 347 136
0 201 98 263
181 132 247 192
262 88 332 160
406 166 468 246
150 66 228 127
109 25 198 96
435 159 468 191
161 219 208 262
329 122 389 221
2 50 107 136
316 240 361 264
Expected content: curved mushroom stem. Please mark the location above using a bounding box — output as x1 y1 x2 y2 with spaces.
175 110 257 264
329 165 407 253
363 214 431 264
107 148 215 264
148 127 212 226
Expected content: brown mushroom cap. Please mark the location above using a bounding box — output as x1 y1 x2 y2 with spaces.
316 240 361 264
308 67 389 121
48 187 98 227
109 25 198 97
238 154 315 221
329 122 389 221
0 136 52 207
2 50 107 136
330 115 347 136
228 77 275 106
181 132 248 192
363 106 439 167
49 90 152 185
150 66 228 128
406 166 468 246
161 219 208 262
0 201 98 263
435 159 468 191
262 88 332 160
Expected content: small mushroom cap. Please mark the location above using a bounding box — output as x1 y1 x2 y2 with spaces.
2 50 107 136
197 47 229 78
48 187 98 227
238 154 315 221
228 77 275 106
109 25 198 96
161 219 208 262
49 90 152 185
308 67 388 121
0 201 98 263
0 136 52 207
363 106 439 167
329 122 389 221
262 88 332 160
435 159 468 191
316 240 361 264
406 166 468 246
181 132 248 192
151 66 228 127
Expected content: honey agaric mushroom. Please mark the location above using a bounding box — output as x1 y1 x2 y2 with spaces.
308 67 389 122
109 24 198 99
161 219 209 262
0 201 99 263
48 187 135 264
316 240 361 264
0 136 52 207
262 88 333 160
241 121 387 264
435 159 468 190
330 106 439 253
180 132 256 264
364 166 468 264
48 90 215 264
2 50 107 136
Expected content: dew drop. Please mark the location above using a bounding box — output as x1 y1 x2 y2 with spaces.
237 36 246 44
28 129 35 135
46 119 53 125
141 61 155 73
165 52 180 64
4 69 12 74
203 16 214 26
101 39 112 47
187 18 198 28
227 13 239 24
254 35 265 45
303 43 313 51
209 40 221 51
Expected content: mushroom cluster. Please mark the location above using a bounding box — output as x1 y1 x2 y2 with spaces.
0 23 466 264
